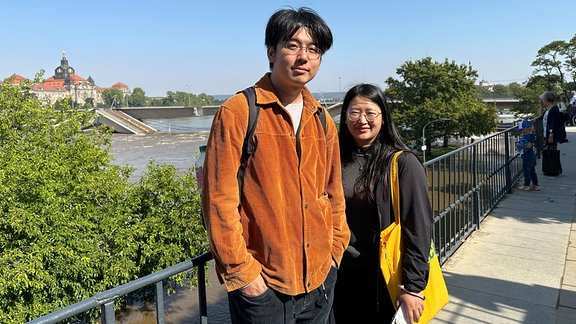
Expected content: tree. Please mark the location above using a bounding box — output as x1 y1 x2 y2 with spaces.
128 87 148 107
0 76 208 322
531 40 568 86
146 91 215 107
164 91 188 106
84 97 95 109
100 88 124 108
565 35 576 88
197 93 214 106
512 34 576 117
385 57 498 152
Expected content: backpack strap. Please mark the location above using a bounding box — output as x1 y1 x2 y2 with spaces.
237 86 259 197
317 107 327 134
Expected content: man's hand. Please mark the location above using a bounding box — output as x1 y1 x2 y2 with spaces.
239 274 268 297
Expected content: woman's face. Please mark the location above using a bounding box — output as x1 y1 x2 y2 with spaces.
345 95 383 147
540 96 555 109
540 98 549 108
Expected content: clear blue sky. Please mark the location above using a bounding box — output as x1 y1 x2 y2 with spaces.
1 1 575 97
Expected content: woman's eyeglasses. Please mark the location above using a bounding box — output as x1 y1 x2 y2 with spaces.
346 111 382 122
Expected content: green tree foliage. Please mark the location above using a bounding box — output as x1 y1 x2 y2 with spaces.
478 82 524 98
128 87 148 107
514 34 576 116
385 57 498 149
148 91 215 107
0 76 208 322
100 88 125 108
84 97 95 109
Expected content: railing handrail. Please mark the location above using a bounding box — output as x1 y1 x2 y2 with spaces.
28 252 212 324
423 121 530 264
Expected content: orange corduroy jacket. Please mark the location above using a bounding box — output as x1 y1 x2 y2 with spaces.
201 74 350 296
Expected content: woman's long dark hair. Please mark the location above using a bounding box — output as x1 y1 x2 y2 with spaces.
338 84 410 201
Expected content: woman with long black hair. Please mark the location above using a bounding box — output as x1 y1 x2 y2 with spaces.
333 84 433 323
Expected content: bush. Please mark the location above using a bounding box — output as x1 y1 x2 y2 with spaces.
0 75 208 322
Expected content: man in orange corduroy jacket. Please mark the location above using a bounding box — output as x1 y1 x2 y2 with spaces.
201 7 349 324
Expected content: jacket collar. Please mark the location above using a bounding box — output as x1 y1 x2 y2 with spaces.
253 73 322 113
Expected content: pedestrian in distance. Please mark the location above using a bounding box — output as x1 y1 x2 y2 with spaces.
540 91 567 149
515 120 540 191
539 91 567 176
332 84 433 323
201 7 350 324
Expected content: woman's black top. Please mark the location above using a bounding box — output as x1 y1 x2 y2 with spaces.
341 149 432 292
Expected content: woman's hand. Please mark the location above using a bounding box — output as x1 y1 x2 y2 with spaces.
397 288 425 323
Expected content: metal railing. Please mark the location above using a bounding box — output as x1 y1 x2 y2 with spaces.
28 252 213 324
29 124 527 323
427 125 525 263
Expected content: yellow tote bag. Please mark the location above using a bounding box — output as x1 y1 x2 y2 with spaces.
379 151 449 324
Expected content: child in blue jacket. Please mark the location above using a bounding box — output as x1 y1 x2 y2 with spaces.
516 120 539 191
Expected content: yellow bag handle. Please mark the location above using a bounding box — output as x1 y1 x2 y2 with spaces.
379 150 404 302
390 150 403 225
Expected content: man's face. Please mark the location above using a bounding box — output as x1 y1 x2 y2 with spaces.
267 27 322 89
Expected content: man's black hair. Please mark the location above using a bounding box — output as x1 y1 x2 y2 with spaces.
265 7 333 69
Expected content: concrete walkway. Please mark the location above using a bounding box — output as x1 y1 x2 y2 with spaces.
432 126 576 324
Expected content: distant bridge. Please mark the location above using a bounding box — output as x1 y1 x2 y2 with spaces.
94 103 343 134
95 98 517 134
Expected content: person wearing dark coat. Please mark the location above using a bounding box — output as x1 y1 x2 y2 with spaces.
333 84 433 323
540 91 567 148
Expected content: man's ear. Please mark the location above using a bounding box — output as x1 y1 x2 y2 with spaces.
267 46 275 65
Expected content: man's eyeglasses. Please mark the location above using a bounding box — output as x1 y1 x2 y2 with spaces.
282 42 322 60
347 111 382 123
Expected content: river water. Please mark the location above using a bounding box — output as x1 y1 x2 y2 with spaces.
109 131 209 180
114 266 230 323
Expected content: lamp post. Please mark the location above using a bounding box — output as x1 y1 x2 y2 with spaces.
422 118 449 162
72 83 76 109
185 84 192 107
338 77 341 94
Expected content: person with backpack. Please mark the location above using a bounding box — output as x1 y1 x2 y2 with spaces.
201 7 349 323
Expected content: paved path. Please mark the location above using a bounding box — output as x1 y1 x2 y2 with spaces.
432 126 576 324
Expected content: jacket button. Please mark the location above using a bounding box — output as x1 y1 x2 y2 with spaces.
307 282 311 287
304 204 308 209
306 243 310 248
